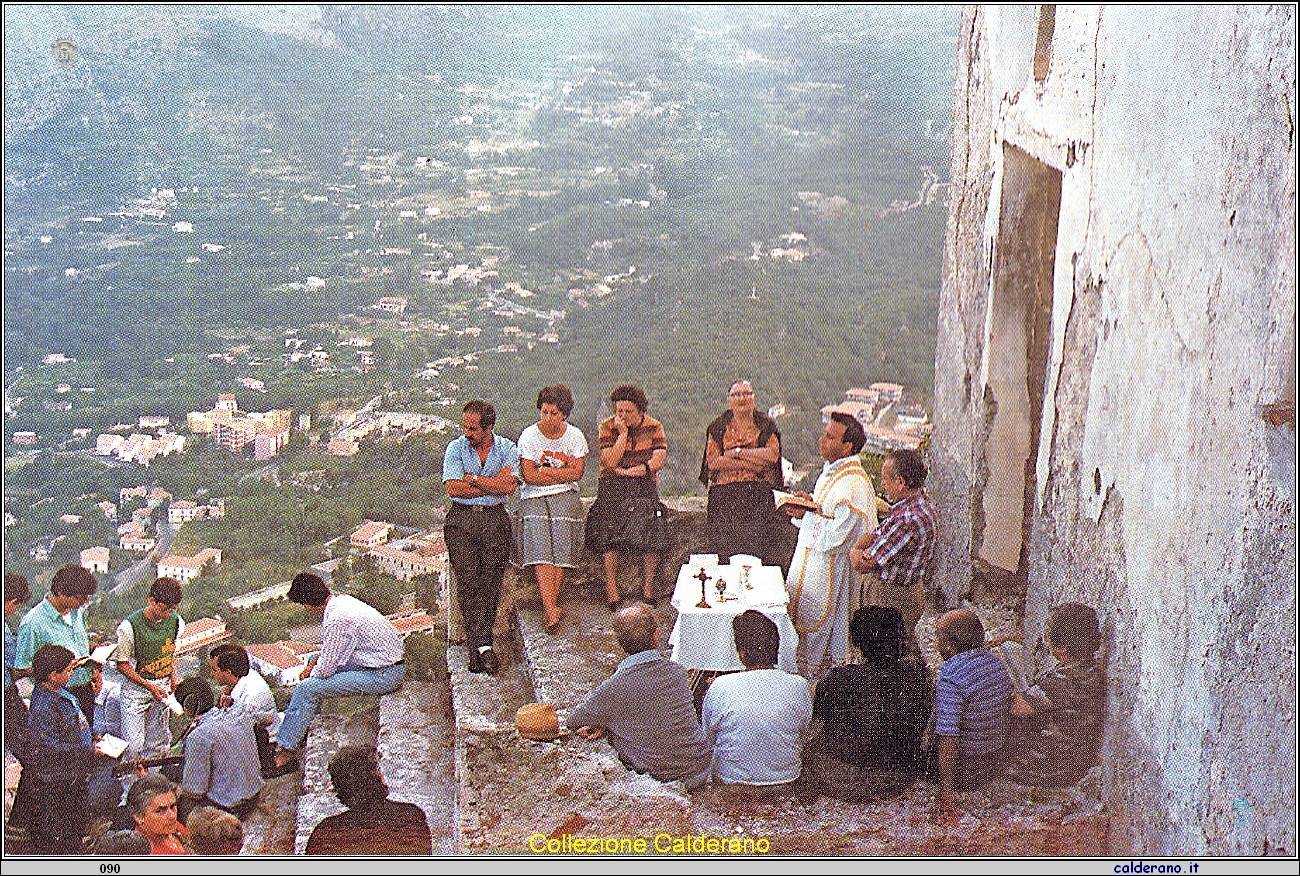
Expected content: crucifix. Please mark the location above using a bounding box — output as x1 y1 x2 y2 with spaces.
693 566 712 609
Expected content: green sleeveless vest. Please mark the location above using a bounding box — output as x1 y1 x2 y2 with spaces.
127 609 180 681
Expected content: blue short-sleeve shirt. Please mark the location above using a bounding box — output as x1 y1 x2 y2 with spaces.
16 598 92 687
443 433 520 506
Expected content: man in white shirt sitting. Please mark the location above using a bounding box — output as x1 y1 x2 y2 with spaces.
701 610 813 795
271 573 405 774
210 644 278 775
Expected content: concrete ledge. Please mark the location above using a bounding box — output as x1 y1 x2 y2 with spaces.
376 681 458 855
292 699 379 854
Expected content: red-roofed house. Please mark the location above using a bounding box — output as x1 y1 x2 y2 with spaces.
120 531 156 552
869 381 904 403
845 387 881 405
80 546 110 574
157 548 222 582
176 617 231 655
120 486 148 504
246 642 316 686
168 500 201 525
386 610 437 638
369 544 446 582
351 521 393 549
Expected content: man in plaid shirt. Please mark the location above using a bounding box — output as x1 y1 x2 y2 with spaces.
851 449 937 656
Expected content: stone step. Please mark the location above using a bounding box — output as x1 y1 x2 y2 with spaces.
293 696 379 854
504 598 694 845
375 680 458 855
515 599 628 715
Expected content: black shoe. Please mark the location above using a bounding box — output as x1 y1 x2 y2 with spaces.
468 650 483 673
480 649 500 676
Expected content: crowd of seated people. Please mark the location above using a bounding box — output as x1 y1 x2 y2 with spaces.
565 600 1106 816
4 399 1111 854
3 565 424 856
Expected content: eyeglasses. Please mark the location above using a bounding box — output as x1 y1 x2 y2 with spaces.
729 390 754 398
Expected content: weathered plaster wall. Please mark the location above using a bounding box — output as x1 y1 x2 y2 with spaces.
935 4 1296 856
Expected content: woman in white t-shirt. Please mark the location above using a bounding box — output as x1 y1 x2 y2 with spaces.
515 385 588 634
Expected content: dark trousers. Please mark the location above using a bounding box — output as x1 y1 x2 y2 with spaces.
5 684 36 833
445 503 512 653
254 723 275 773
67 681 95 731
31 774 89 855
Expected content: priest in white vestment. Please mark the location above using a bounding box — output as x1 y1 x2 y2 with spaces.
782 412 878 680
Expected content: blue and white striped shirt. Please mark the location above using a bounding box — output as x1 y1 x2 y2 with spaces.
935 648 1012 756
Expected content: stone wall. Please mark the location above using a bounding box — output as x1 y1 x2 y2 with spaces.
934 5 1295 856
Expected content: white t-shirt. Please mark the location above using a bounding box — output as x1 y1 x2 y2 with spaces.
230 669 277 725
701 668 812 785
517 422 588 500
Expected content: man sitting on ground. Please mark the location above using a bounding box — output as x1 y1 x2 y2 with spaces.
1005 602 1105 787
701 610 812 794
209 643 277 774
127 774 191 854
805 606 931 800
566 604 711 790
174 676 263 821
304 745 433 855
933 609 1012 814
273 573 405 774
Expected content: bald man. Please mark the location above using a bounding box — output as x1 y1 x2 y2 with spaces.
566 604 711 790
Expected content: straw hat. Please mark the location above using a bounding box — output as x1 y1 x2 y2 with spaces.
515 702 560 741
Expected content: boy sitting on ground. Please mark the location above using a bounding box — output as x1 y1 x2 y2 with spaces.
1004 602 1105 787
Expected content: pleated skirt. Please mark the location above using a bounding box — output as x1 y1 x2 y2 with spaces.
515 490 585 568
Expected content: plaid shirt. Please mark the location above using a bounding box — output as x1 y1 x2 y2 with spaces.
867 489 937 590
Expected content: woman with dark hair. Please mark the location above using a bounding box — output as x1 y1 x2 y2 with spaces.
803 606 931 801
584 384 668 608
27 643 96 854
515 384 588 634
700 380 786 568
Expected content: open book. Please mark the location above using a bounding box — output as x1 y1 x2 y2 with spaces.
77 642 118 666
95 733 128 759
774 491 819 514
994 641 1033 694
